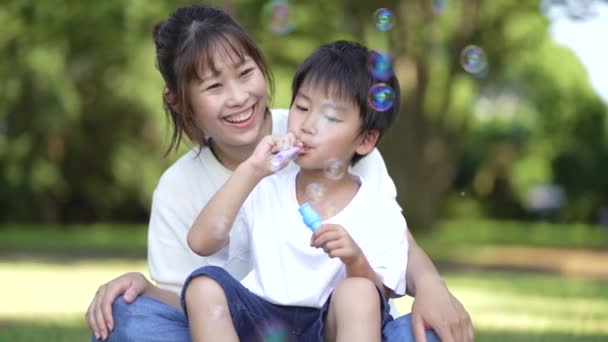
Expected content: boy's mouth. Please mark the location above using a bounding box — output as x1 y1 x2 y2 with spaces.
223 105 255 127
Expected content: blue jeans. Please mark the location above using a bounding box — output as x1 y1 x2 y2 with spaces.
180 266 395 341
94 293 440 342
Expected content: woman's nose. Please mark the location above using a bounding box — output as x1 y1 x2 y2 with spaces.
225 82 248 106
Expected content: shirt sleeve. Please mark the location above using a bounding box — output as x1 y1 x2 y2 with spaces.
350 148 398 202
363 198 408 298
147 188 209 294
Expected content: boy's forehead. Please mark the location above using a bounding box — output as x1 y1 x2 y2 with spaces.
298 81 356 109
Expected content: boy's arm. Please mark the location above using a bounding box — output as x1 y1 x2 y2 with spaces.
187 161 264 256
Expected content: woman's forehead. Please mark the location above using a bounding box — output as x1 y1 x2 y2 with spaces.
195 38 251 78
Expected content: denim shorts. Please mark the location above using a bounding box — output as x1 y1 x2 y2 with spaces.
181 265 393 342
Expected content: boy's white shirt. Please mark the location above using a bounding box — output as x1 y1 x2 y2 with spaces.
239 166 408 307
148 109 404 313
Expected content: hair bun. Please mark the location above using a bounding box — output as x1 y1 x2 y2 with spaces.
152 21 165 40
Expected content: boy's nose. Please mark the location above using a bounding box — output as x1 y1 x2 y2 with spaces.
300 114 318 135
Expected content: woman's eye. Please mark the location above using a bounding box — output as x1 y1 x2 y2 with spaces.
296 105 308 112
240 68 254 77
206 83 222 91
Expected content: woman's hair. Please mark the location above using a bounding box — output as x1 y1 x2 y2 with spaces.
153 4 274 155
290 40 401 164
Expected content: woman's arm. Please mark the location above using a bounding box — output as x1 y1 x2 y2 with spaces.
407 231 475 342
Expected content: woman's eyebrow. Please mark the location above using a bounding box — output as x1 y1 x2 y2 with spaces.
198 57 253 83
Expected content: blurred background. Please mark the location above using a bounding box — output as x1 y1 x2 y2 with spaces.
1 0 607 340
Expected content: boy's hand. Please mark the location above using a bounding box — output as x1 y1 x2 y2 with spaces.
246 133 302 176
310 224 362 265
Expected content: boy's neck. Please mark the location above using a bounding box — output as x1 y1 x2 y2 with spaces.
295 169 360 220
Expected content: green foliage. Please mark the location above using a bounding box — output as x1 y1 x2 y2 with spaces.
1 0 606 224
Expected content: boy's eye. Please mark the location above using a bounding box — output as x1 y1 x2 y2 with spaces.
324 114 341 123
296 105 308 112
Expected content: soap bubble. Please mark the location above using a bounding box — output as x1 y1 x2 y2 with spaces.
324 159 346 181
368 83 396 112
210 305 228 321
368 51 394 81
305 183 327 203
460 45 488 76
259 320 289 342
210 216 231 241
374 8 394 31
268 1 295 35
432 0 448 15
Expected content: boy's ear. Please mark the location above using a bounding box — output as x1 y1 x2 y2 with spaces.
163 88 178 112
356 129 380 155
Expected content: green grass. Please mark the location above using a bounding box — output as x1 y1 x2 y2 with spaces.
1 220 607 341
0 223 147 257
421 219 608 250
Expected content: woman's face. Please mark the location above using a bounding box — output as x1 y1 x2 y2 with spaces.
188 46 268 150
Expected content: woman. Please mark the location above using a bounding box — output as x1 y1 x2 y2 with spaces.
86 4 473 342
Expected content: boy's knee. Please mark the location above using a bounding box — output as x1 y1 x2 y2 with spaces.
185 275 226 302
332 277 379 306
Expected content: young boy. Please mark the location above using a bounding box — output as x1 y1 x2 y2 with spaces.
184 40 407 342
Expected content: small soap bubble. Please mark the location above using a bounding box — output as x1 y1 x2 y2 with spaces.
368 51 394 81
374 8 394 31
211 216 230 241
210 305 227 321
259 320 289 342
432 0 447 15
460 191 466 197
324 159 346 181
321 203 338 218
268 1 295 35
368 83 396 112
269 158 282 173
305 183 326 203
460 45 488 76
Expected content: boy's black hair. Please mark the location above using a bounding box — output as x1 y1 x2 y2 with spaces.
290 40 400 164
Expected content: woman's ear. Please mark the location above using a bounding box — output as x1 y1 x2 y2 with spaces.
355 129 380 156
163 88 178 112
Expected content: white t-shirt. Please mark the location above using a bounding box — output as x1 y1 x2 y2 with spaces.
240 166 408 308
147 109 402 305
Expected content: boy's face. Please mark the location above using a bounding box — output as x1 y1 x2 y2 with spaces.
288 82 377 170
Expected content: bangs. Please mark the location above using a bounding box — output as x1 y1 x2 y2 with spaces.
298 72 359 108
195 34 247 81
177 32 247 84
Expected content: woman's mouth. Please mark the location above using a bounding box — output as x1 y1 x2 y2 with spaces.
223 105 255 127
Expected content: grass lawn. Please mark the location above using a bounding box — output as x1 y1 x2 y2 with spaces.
1 220 607 341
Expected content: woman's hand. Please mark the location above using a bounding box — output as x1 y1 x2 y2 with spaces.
85 272 150 340
411 275 474 342
246 133 302 176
